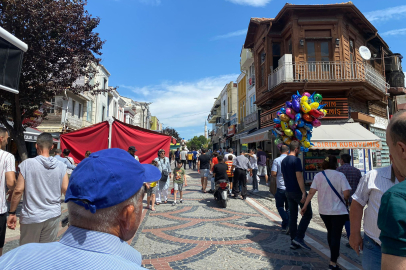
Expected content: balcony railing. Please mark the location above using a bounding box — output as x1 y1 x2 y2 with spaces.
268 61 390 94
65 112 83 130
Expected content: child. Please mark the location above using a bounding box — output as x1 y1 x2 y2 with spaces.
225 155 234 195
147 160 159 211
172 161 186 205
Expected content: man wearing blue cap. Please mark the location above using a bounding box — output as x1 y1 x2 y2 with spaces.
0 148 161 269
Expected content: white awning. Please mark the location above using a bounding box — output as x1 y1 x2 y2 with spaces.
311 123 382 150
240 127 272 144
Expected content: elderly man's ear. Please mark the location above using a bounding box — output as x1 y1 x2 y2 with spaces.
118 204 137 241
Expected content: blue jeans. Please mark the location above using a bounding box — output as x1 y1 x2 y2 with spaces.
286 192 312 241
252 169 258 190
362 234 381 270
211 177 215 190
274 188 289 229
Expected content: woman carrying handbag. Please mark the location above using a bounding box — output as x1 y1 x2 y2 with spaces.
300 156 351 270
155 149 171 205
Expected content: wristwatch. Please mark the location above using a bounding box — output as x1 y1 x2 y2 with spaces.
8 211 16 215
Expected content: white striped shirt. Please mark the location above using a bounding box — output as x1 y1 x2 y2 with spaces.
0 150 15 214
352 166 398 245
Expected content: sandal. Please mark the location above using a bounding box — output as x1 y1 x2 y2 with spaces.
156 202 160 205
164 200 168 204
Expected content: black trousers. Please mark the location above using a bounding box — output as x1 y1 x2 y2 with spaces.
320 214 349 263
232 168 247 197
192 159 197 170
181 160 187 169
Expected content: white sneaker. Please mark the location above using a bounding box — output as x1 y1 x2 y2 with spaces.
266 183 269 186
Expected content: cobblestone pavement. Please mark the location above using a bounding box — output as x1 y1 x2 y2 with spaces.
3 169 364 270
132 169 362 270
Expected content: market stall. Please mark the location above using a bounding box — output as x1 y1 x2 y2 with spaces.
303 122 382 182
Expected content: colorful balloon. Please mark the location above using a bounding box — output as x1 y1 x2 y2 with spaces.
299 127 307 136
284 129 294 137
302 140 311 148
307 132 312 141
309 109 324 119
318 104 327 110
320 109 327 117
282 136 292 145
280 114 290 122
296 119 304 127
275 128 284 135
292 99 301 113
312 119 321 127
273 118 281 124
280 107 286 114
300 96 309 104
304 123 313 131
277 111 282 117
295 113 302 122
285 101 292 108
303 92 311 97
281 121 289 131
275 124 281 129
303 113 313 122
295 129 303 141
310 102 320 110
286 108 296 119
314 93 323 103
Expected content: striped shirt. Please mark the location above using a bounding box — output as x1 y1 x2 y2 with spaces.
352 166 398 245
336 163 362 197
0 226 146 269
0 150 15 214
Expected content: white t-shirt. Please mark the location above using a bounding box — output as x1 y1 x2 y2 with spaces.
180 150 188 160
66 156 75 175
249 154 258 170
311 170 351 215
0 150 15 214
224 153 236 162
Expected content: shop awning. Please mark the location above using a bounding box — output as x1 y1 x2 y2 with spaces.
240 126 273 144
311 123 382 150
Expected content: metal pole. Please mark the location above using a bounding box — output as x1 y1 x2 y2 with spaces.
108 117 114 149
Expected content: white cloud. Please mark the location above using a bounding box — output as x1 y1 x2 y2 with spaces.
139 0 161 5
365 5 406 23
119 74 238 135
211 29 247 41
226 0 271 7
381 28 406 36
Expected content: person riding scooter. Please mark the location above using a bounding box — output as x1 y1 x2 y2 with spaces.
212 155 230 207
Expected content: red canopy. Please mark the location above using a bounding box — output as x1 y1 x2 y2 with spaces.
111 120 171 164
60 120 171 164
60 121 109 163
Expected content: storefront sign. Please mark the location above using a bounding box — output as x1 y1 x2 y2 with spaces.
370 114 389 130
24 135 38 142
320 98 349 119
230 114 237 126
240 131 270 144
228 125 236 136
244 112 257 126
312 141 381 150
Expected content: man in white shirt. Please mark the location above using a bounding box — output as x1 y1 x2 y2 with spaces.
248 149 259 192
180 147 188 170
7 133 69 245
0 127 16 255
224 148 236 161
349 162 401 270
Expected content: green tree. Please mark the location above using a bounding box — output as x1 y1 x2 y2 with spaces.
162 127 181 142
187 135 208 150
0 0 104 160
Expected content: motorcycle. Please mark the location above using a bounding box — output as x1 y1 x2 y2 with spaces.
214 179 229 208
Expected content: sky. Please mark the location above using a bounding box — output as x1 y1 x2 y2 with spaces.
86 0 406 140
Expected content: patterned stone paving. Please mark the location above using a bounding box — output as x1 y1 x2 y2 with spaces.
3 168 363 270
130 169 362 270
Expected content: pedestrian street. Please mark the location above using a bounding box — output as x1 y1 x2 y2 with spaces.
131 170 363 270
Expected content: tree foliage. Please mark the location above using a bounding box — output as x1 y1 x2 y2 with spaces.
187 135 209 150
0 0 104 160
162 127 181 142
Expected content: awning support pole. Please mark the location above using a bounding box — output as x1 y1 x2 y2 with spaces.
108 117 114 149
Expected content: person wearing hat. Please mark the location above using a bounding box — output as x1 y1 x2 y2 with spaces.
128 146 139 161
0 148 160 269
155 149 171 205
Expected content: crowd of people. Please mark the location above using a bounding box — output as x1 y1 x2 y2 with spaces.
0 111 405 269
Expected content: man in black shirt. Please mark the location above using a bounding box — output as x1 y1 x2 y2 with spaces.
197 149 211 193
281 141 312 251
213 155 228 182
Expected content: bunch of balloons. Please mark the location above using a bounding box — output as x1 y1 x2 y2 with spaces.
272 91 327 152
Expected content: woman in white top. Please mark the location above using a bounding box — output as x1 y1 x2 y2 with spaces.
301 156 351 270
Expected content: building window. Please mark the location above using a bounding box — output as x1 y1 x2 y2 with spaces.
78 104 82 119
87 101 92 122
272 43 281 70
71 100 76 116
286 38 292 54
102 106 105 121
260 50 266 87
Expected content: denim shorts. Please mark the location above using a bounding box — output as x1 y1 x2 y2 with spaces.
200 169 209 178
174 182 183 191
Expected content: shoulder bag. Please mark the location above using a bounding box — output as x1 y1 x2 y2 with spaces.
158 158 169 182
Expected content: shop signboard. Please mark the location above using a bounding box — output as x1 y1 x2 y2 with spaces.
227 125 236 136
312 141 381 150
320 98 349 120
230 114 237 126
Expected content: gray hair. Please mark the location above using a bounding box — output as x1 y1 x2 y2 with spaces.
54 149 62 154
37 133 53 150
228 148 233 153
388 110 406 145
68 188 144 234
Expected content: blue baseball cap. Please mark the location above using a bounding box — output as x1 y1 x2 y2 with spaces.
65 148 161 213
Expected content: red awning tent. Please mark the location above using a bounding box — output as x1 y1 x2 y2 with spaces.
60 119 171 164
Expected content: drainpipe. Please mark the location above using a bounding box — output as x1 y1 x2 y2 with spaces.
108 117 114 148
63 90 69 132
